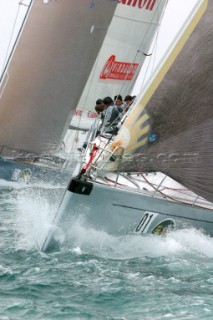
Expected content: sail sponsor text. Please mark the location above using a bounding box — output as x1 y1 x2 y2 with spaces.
75 109 97 119
100 55 138 81
118 0 157 11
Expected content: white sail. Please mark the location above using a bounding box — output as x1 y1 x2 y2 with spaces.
78 0 169 110
66 0 168 134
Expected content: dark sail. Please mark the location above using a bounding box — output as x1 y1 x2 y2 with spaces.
122 0 213 202
0 0 116 155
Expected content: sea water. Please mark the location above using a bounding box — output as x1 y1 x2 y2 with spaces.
0 182 213 320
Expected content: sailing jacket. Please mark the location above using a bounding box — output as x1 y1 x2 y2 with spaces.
102 105 120 130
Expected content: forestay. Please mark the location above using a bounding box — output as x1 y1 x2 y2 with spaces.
0 0 116 156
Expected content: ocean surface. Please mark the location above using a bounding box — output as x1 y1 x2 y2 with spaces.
0 181 213 320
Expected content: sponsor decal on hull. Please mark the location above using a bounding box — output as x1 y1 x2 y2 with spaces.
100 55 138 81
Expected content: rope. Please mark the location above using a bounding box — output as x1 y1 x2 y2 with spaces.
82 143 99 172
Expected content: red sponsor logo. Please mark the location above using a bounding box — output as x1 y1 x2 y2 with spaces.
118 0 157 11
100 55 138 81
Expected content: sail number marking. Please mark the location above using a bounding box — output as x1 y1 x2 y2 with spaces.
135 211 158 233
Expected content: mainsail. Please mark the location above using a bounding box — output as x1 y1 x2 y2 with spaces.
114 0 213 202
0 0 116 156
66 0 168 134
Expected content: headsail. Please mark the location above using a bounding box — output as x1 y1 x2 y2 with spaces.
114 0 213 202
0 0 116 156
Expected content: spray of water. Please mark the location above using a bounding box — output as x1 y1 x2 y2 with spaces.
13 186 64 251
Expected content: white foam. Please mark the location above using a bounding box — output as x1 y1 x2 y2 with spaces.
65 221 213 259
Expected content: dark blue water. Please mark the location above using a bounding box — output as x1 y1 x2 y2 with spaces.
1 182 213 319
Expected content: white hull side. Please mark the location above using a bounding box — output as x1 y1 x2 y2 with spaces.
41 180 213 251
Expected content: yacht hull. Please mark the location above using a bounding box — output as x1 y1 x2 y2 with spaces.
0 157 72 187
41 179 213 251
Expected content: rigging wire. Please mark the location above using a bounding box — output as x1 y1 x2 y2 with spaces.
117 0 169 97
136 168 213 210
133 0 169 97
